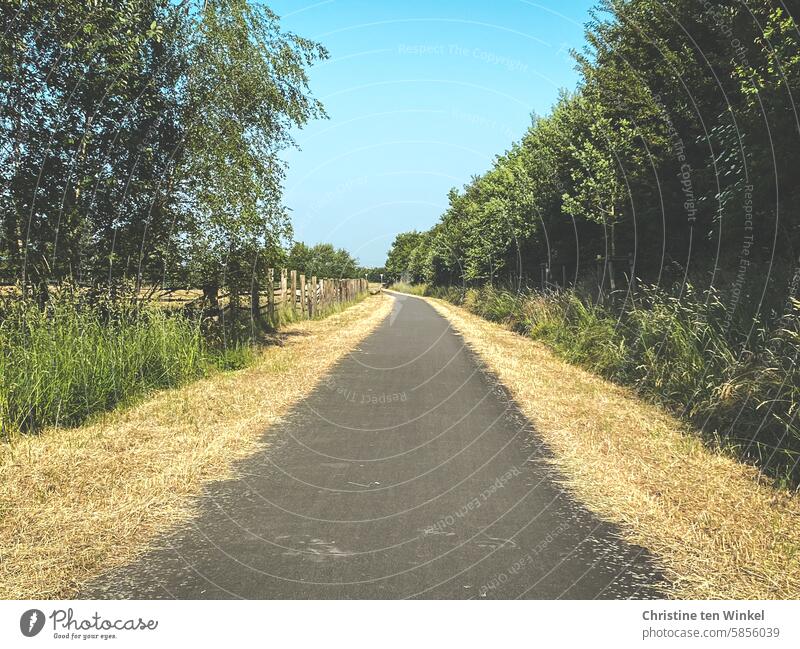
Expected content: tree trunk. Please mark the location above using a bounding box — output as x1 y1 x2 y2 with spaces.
250 279 261 323
608 206 617 293
203 283 219 311
5 209 21 284
36 276 49 309
7 79 23 287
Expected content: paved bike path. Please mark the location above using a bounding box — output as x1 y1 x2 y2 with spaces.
85 292 665 599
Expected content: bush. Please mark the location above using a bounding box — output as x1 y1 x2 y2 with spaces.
390 281 429 296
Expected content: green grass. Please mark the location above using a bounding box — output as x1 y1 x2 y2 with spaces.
0 295 247 437
0 289 370 438
389 281 429 296
394 282 800 487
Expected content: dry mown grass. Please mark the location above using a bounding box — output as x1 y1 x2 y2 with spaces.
424 296 800 599
0 293 393 599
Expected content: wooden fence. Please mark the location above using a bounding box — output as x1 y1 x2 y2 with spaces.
0 271 371 322
255 270 369 320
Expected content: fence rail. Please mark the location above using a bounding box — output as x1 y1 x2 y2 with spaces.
0 271 370 321
259 270 369 320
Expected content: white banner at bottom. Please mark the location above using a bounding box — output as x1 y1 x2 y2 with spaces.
1 600 797 648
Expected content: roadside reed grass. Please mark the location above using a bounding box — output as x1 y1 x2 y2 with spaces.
389 281 428 296
0 294 249 438
0 287 370 439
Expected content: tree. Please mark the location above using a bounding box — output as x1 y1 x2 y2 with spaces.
0 0 328 316
387 0 800 317
178 0 327 306
360 266 385 283
0 0 187 297
287 242 359 278
560 98 635 291
385 231 423 281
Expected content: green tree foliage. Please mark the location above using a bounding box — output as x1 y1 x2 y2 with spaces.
287 241 359 278
177 0 326 302
1 0 188 298
385 230 424 281
387 0 800 315
0 0 327 303
360 266 385 283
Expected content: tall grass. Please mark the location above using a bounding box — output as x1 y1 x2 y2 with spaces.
396 282 800 487
0 293 250 436
389 281 429 296
0 287 370 437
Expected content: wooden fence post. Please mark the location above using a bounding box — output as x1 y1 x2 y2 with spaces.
267 268 275 322
280 269 287 308
596 258 603 296
299 273 306 317
290 270 297 313
310 275 317 316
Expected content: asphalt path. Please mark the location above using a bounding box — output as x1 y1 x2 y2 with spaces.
85 292 665 599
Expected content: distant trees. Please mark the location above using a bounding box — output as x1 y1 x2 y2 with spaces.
387 0 800 317
287 242 359 278
385 231 424 282
361 266 385 283
0 0 327 305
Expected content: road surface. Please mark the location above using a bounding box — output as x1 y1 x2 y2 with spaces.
85 292 664 599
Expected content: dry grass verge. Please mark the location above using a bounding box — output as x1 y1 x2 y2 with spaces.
0 293 394 599
423 295 800 599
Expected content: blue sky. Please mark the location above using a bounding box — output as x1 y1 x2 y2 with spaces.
271 0 597 267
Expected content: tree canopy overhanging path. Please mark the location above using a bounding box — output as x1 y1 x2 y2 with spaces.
84 293 665 599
